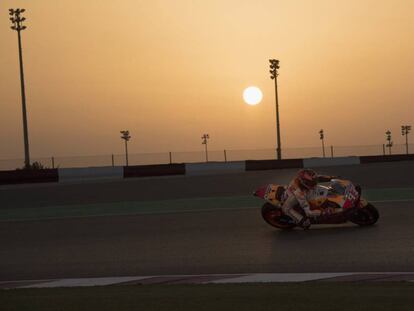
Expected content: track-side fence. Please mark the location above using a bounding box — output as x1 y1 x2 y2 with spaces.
1 154 413 185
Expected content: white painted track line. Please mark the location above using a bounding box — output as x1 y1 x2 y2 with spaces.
3 273 414 289
20 276 150 288
209 273 351 283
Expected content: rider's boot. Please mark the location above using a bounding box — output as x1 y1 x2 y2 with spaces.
298 217 311 230
284 207 311 230
282 195 311 230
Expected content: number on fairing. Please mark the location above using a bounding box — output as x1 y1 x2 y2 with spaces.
345 184 358 202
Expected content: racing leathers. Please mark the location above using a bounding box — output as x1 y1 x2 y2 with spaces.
281 175 334 227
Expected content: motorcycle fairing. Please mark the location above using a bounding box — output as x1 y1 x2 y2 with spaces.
258 179 362 214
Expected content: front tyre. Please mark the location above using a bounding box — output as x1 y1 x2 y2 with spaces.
261 203 296 230
350 203 379 226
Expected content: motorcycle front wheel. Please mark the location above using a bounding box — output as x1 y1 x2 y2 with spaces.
349 203 379 226
261 203 296 230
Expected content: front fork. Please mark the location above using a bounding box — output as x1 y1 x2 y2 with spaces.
354 185 369 208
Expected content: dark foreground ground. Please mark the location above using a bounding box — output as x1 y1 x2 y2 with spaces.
2 283 414 311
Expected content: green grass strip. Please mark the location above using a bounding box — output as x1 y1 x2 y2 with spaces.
0 196 259 221
363 188 414 201
1 188 413 221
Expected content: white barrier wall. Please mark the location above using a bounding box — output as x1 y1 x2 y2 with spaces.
303 157 360 168
185 161 246 176
58 166 123 182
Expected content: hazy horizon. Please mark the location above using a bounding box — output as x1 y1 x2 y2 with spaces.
1 0 413 159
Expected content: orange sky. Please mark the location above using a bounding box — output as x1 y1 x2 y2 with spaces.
1 0 413 158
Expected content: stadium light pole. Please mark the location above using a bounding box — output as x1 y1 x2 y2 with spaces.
201 134 210 162
319 129 326 158
120 130 131 166
385 130 393 155
401 125 412 155
269 59 282 160
9 8 30 168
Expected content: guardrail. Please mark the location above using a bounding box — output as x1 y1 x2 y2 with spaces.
0 169 58 185
0 154 413 185
245 159 304 170
359 154 414 163
124 164 186 178
2 144 413 171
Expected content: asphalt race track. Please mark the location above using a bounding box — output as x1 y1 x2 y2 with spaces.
1 161 414 281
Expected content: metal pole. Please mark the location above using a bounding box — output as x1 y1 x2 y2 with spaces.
17 29 30 168
11 16 31 168
382 144 386 156
125 140 129 166
330 145 334 158
52 156 55 169
120 130 131 167
385 130 392 156
321 139 326 158
224 149 227 162
169 152 172 164
274 76 282 160
406 133 409 155
111 154 114 167
205 144 208 162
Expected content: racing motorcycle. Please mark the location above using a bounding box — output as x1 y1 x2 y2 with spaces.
254 179 379 230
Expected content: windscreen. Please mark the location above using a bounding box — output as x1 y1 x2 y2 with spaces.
329 181 346 195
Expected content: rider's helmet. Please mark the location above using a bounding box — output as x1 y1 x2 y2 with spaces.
297 169 318 189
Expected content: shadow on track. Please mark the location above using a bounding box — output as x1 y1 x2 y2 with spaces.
268 223 380 239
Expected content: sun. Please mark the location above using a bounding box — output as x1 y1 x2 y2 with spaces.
243 86 263 105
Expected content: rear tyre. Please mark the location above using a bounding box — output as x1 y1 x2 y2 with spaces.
261 203 296 230
350 203 379 226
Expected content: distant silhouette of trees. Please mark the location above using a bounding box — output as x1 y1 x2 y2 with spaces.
17 161 48 170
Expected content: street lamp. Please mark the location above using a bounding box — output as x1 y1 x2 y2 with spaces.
269 59 282 160
9 8 30 168
385 130 393 155
120 130 131 166
201 134 210 162
401 125 411 155
319 129 326 158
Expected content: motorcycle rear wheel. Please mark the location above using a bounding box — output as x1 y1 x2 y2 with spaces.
261 203 296 230
350 203 379 226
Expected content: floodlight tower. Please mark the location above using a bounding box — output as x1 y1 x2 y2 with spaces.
269 59 282 160
9 8 30 168
385 130 393 155
319 129 326 158
201 134 210 162
120 130 131 166
401 125 412 155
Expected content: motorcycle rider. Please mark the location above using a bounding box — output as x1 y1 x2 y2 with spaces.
282 169 336 229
